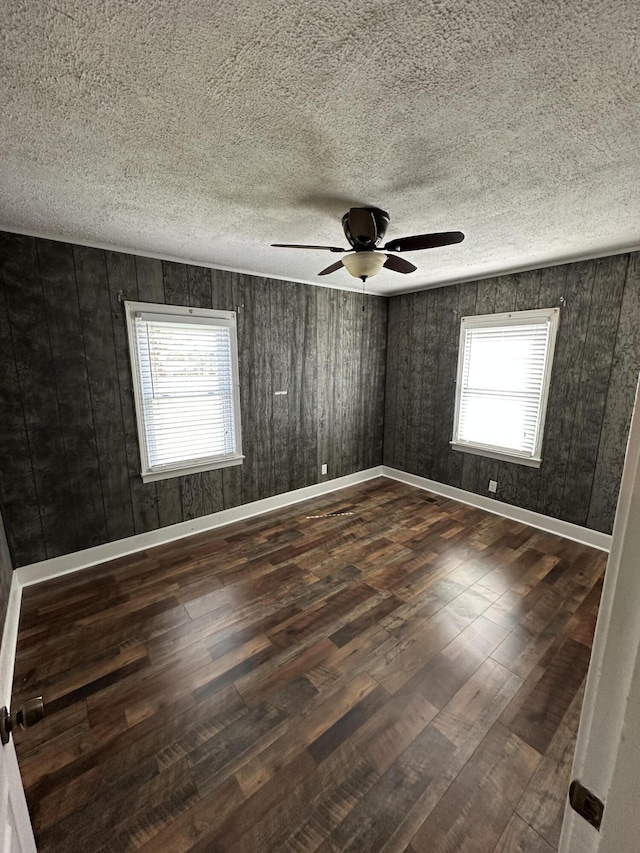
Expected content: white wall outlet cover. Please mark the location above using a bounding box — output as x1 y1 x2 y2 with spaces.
488 480 498 493
321 464 328 475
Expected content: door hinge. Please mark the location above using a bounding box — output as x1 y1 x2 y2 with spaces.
569 780 604 831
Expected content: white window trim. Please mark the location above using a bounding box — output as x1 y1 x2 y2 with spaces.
450 307 560 468
449 443 543 468
125 301 244 483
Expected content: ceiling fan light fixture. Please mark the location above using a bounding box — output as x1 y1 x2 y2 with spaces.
342 252 386 281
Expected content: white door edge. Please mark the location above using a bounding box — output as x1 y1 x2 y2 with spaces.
560 377 640 852
0 573 36 852
0 576 23 709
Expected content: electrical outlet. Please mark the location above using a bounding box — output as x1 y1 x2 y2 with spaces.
488 480 497 493
321 463 328 475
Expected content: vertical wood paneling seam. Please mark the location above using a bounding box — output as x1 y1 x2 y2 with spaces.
71 246 109 534
554 276 585 515
405 294 415 473
357 295 365 472
431 288 446 481
133 256 158 515
365 294 374 469
332 297 340 476
379 297 390 465
34 239 80 546
315 294 319 480
585 254 631 519
104 254 137 536
358 302 365 473
460 282 480 491
384 298 399 464
269 282 277 494
558 272 596 517
363 297 372 469
316 290 326 482
306 285 319 484
0 263 46 552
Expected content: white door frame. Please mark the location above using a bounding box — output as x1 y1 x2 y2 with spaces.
561 377 640 852
0 572 36 852
0 575 22 713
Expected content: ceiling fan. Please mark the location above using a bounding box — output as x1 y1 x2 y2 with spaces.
272 207 464 281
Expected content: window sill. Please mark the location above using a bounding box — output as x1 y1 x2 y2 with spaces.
450 443 541 469
141 455 244 483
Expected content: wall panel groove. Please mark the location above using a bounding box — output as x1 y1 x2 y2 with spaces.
3 234 78 558
0 240 45 566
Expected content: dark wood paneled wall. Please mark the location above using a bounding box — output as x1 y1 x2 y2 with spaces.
384 254 640 534
0 232 387 568
0 508 12 639
2 228 637 580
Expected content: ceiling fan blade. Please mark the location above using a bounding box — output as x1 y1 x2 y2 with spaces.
318 260 344 276
348 208 377 243
383 254 418 274
272 243 347 252
383 231 465 253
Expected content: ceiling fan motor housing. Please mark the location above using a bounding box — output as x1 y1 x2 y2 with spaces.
342 207 390 250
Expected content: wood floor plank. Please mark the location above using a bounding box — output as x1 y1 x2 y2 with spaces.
409 723 540 853
276 750 382 852
367 589 497 694
352 690 438 774
516 682 586 847
499 636 591 754
131 775 245 853
11 479 603 852
29 685 245 832
400 615 509 710
307 683 389 764
432 659 523 760
235 671 379 797
493 814 554 853
490 607 573 679
227 741 377 853
325 723 456 852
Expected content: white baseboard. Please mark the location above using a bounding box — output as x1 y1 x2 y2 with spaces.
0 575 23 707
14 462 610 591
381 466 612 552
16 467 385 587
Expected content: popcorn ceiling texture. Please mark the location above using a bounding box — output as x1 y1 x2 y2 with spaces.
1 0 639 295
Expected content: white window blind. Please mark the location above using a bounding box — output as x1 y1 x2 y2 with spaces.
125 302 243 482
451 308 559 466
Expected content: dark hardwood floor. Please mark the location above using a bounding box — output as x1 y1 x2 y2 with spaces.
12 478 605 852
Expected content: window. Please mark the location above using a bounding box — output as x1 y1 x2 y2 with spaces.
125 301 243 482
451 307 559 468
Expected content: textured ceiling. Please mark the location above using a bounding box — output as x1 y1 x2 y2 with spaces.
1 1 639 295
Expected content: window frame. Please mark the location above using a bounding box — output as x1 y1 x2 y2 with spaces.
450 306 560 468
125 300 243 483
